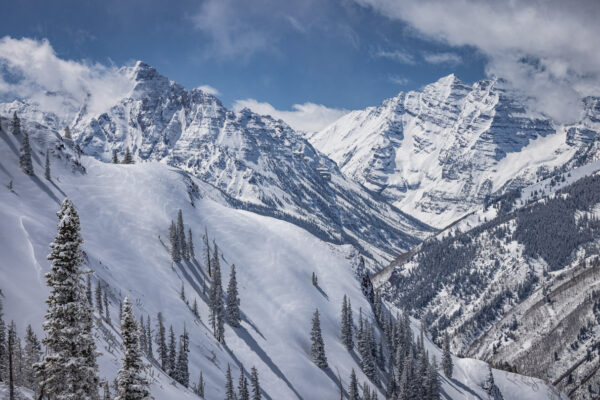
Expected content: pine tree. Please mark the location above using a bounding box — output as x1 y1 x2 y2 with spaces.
168 325 177 378
203 228 211 277
192 298 200 319
175 326 189 387
112 150 119 164
122 147 133 164
156 312 167 371
64 126 72 140
310 308 328 369
348 369 359 400
95 280 103 315
225 364 235 400
238 365 249 400
311 272 318 286
11 112 21 136
37 198 99 399
19 131 34 175
103 381 111 400
145 315 153 359
341 295 352 350
180 282 186 302
226 264 241 327
250 366 261 400
139 316 147 358
482 365 504 400
116 297 150 400
22 324 41 392
362 382 371 400
45 151 51 180
0 297 6 383
7 321 16 399
86 275 93 306
426 356 441 400
103 290 111 325
209 243 224 343
442 332 453 379
194 371 205 397
187 228 195 259
169 221 181 263
177 210 187 259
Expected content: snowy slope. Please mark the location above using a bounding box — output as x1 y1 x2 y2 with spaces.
0 116 563 399
0 61 433 266
309 75 600 228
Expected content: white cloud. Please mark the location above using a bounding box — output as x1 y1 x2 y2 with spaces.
375 49 416 65
197 84 220 96
389 75 409 85
0 36 133 119
233 99 349 133
355 0 600 123
423 52 462 65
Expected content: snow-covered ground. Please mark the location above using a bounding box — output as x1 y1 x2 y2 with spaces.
0 121 564 399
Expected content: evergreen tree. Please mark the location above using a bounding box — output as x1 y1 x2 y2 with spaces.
177 210 187 259
348 369 359 400
103 381 111 400
169 221 181 263
180 282 186 302
361 322 376 383
250 366 261 400
194 371 205 397
226 264 241 327
22 325 41 392
442 332 453 379
203 228 211 277
145 315 153 359
362 382 371 400
311 272 318 286
482 365 504 400
103 290 111 325
122 147 133 164
187 228 195 259
0 297 6 383
192 298 200 319
95 280 103 315
45 151 51 180
63 126 72 140
138 316 147 359
310 308 328 369
11 112 21 136
341 295 352 350
7 321 16 399
156 312 167 371
116 297 150 400
168 325 177 378
112 150 119 164
238 365 249 400
209 243 225 343
86 275 93 306
426 356 441 400
37 198 99 399
225 364 235 400
19 131 34 175
176 326 190 387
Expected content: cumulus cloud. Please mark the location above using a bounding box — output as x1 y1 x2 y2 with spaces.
423 52 462 65
389 75 410 86
0 36 133 119
354 0 600 123
374 49 416 65
233 99 349 133
197 84 220 96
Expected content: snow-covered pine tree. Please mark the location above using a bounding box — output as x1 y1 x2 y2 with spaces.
168 325 177 378
362 382 371 400
119 300 123 324
116 297 150 400
180 282 186 302
7 321 16 399
482 365 504 400
349 369 359 400
361 323 376 383
203 228 211 277
19 131 34 175
145 315 153 359
192 298 199 319
225 364 235 400
22 324 41 392
310 308 328 369
37 198 99 399
194 371 205 397
138 316 147 357
187 228 195 259
122 147 133 164
341 295 350 349
177 210 187 259
11 112 21 136
45 151 51 180
169 221 181 263
175 326 189 387
238 365 249 400
311 272 318 286
112 150 118 164
209 243 225 343
226 264 241 327
426 356 441 400
95 280 103 315
442 332 453 379
63 126 72 140
86 275 93 306
103 290 111 325
251 366 261 400
103 381 111 400
0 297 6 383
156 312 168 370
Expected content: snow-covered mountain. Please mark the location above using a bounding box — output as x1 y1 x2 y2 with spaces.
0 61 433 265
378 166 600 399
309 75 600 228
0 115 564 399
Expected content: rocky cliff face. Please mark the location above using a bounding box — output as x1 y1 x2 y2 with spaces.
309 75 600 227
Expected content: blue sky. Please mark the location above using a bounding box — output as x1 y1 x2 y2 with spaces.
0 0 598 130
0 0 485 111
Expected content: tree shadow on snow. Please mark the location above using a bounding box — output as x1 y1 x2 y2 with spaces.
439 375 483 400
223 345 274 400
314 284 329 301
30 174 61 205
